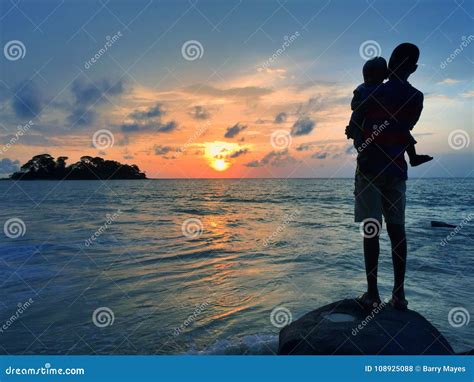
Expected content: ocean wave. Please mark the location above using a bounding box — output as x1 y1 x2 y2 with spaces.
185 333 278 355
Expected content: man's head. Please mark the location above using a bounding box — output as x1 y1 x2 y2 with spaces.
388 43 419 79
363 57 388 85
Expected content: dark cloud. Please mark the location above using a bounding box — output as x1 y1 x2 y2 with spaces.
157 121 177 133
245 150 298 167
120 120 177 134
274 112 287 124
291 117 315 136
70 81 102 105
229 148 249 158
224 123 247 138
68 78 125 127
12 81 44 119
71 78 125 106
107 80 124 95
154 145 174 155
310 143 345 159
245 160 260 168
120 102 177 134
311 151 328 160
67 108 97 126
130 103 165 120
121 123 146 133
0 158 20 176
296 143 312 152
189 105 210 120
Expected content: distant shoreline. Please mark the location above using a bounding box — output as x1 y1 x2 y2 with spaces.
7 154 146 181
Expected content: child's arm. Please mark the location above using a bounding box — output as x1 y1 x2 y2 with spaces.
351 87 365 112
345 88 365 139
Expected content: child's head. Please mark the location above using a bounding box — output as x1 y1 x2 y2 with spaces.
388 43 419 79
363 57 388 85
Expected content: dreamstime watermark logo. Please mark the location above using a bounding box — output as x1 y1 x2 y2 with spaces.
440 35 474 69
84 210 122 248
259 31 300 70
448 307 470 328
0 120 34 154
181 40 204 61
359 40 381 60
84 31 123 69
4 40 26 61
270 129 292 150
172 300 211 336
270 306 292 328
4 218 26 239
263 208 301 247
92 307 115 327
359 218 381 239
92 129 114 150
352 300 387 336
175 121 210 158
0 298 34 334
181 218 203 239
5 363 85 376
448 129 470 150
440 213 473 247
352 120 390 158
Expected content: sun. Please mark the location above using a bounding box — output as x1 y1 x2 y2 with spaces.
204 141 240 172
212 159 229 171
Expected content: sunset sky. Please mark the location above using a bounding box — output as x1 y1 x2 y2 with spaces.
0 0 472 178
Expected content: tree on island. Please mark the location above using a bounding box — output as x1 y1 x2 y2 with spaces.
10 154 146 180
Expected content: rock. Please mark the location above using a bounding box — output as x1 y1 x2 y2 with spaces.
278 299 454 355
431 220 456 228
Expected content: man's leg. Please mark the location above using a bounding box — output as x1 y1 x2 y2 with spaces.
386 223 407 300
382 176 408 306
363 224 381 300
355 172 382 304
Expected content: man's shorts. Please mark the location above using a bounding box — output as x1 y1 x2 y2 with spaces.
354 172 406 225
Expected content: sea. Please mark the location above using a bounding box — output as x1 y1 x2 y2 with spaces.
0 178 472 354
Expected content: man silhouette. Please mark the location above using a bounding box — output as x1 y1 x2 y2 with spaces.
354 43 424 310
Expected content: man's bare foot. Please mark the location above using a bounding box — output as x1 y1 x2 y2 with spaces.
357 292 382 310
410 154 433 167
391 288 408 311
390 294 408 311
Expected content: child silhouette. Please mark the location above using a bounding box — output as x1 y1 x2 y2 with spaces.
346 55 433 167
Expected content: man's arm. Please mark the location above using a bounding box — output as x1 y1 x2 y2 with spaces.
407 91 424 129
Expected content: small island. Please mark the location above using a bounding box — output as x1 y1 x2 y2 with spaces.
9 154 146 180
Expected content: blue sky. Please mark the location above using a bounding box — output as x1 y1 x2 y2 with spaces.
0 0 472 178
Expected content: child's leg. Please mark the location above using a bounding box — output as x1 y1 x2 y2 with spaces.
408 145 433 167
406 143 417 162
407 132 433 167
